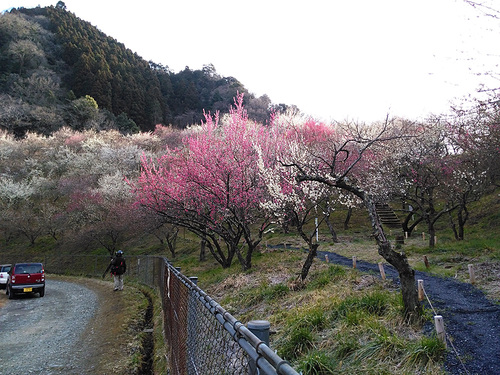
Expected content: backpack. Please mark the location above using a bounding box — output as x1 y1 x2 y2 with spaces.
111 258 125 274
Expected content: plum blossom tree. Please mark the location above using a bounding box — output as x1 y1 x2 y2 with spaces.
133 94 271 270
442 103 498 239
378 121 459 247
265 115 423 321
256 121 355 281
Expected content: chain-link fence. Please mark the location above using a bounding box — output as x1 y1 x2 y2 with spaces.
138 256 299 375
0 254 299 375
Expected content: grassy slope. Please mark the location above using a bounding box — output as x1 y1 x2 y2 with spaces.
167 190 499 374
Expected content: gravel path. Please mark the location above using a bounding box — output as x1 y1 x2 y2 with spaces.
0 279 98 375
318 250 500 375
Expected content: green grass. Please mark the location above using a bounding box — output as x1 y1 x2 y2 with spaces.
185 250 446 374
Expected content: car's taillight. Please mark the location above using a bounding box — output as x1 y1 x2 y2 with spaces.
11 275 16 283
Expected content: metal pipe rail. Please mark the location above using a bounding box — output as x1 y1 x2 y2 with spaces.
156 257 299 375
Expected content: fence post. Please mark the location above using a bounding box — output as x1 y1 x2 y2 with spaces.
468 264 476 284
418 279 424 301
352 256 357 269
189 276 198 285
423 255 430 269
378 262 386 280
325 254 329 263
434 315 447 348
248 320 270 375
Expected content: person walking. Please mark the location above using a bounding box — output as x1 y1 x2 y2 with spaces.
106 250 127 291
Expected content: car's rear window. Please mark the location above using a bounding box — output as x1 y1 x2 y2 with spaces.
15 264 43 274
1 266 11 272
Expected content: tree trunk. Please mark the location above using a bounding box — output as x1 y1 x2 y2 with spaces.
448 211 459 240
363 196 422 323
457 205 468 241
428 224 436 247
324 212 339 243
344 207 352 230
402 212 423 237
199 236 206 261
300 243 319 281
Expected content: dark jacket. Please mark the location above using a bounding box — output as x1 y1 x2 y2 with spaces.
110 255 126 275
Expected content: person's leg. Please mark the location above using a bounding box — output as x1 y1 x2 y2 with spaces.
113 275 119 291
119 274 124 290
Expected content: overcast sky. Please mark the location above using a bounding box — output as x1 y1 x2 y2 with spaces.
3 0 500 122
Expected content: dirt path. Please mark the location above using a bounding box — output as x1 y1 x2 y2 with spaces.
318 250 500 375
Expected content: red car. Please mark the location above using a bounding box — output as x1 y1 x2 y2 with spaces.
6 263 45 299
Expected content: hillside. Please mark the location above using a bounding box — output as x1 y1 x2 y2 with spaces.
0 4 289 136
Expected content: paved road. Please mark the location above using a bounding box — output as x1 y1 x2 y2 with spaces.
0 279 98 375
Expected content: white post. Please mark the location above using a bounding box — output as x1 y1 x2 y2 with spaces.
352 256 357 269
434 315 447 348
468 264 476 284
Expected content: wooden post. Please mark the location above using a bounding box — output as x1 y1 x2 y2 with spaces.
423 255 430 269
422 232 425 241
468 264 476 284
325 254 329 263
434 236 437 244
378 262 386 280
418 279 424 301
405 231 408 239
352 256 357 269
434 315 447 348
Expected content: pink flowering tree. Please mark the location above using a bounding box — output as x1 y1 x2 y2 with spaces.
266 115 423 321
133 94 271 270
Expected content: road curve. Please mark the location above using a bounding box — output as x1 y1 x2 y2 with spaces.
0 279 98 375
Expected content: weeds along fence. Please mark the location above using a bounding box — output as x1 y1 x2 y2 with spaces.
0 254 299 375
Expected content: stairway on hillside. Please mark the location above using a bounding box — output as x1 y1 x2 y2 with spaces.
375 203 402 229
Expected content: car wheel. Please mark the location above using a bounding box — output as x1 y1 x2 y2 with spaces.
39 287 45 297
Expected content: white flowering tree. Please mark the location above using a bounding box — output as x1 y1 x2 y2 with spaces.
265 115 424 321
256 121 358 281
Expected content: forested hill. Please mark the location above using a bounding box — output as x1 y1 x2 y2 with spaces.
0 3 291 136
